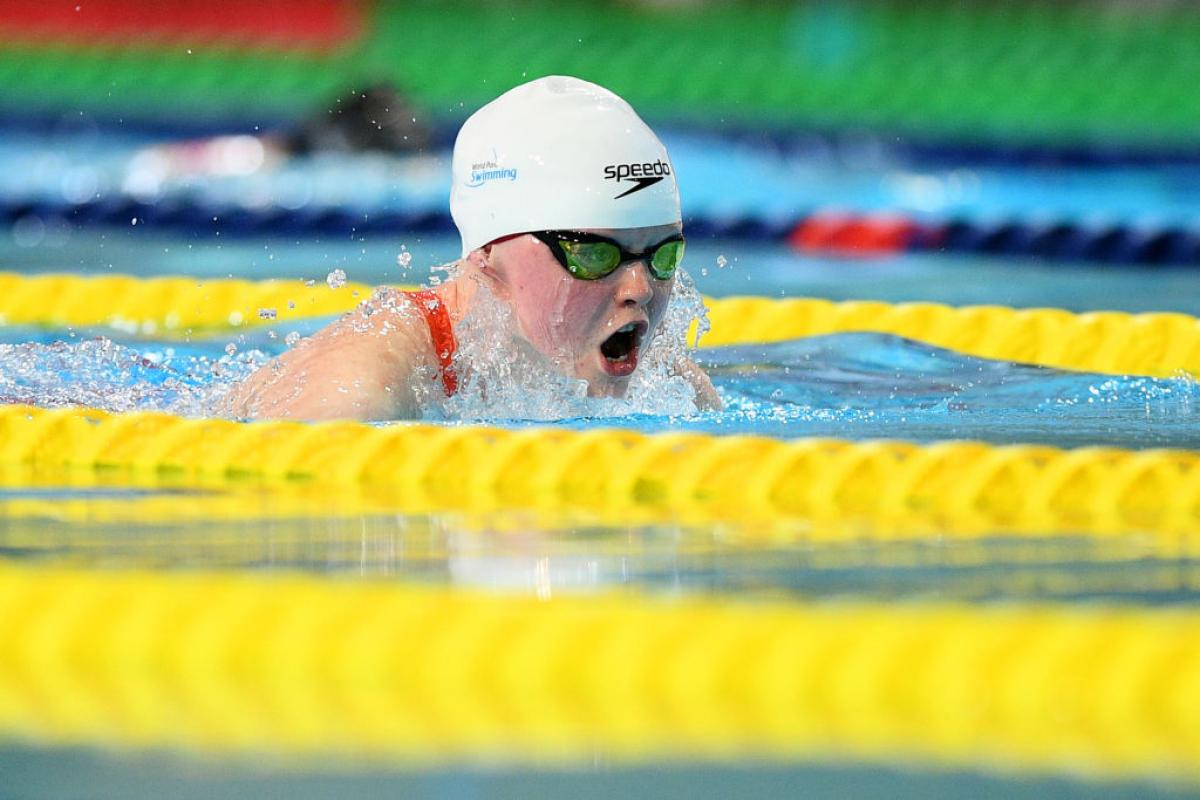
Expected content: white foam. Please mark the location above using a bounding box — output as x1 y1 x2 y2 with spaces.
432 267 710 421
0 337 268 417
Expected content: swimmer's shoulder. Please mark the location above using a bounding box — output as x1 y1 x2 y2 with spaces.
305 286 446 412
228 286 440 421
360 286 446 370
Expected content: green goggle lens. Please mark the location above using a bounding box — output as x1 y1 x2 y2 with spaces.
552 235 685 281
560 240 622 279
650 239 684 279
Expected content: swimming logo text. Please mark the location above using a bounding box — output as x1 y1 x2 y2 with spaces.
466 158 518 187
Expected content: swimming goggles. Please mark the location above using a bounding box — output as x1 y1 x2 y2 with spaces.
529 230 685 281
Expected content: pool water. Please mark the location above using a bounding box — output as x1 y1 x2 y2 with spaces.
2 316 1196 449
4 128 1200 800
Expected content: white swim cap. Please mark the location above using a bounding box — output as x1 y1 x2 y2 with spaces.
450 75 681 257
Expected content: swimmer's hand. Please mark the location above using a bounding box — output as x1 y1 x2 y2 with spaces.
673 357 723 411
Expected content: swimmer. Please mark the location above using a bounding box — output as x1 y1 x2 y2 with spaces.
228 76 721 420
132 83 432 183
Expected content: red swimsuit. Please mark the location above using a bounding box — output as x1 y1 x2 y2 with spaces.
406 289 458 396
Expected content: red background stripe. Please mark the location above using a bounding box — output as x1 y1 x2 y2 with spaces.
0 0 363 52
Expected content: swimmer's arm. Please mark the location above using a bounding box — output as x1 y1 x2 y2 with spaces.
674 356 723 411
226 300 427 421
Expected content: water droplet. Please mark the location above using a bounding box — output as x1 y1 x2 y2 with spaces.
716 255 728 269
285 331 301 347
224 342 237 356
397 250 413 268
257 308 277 320
326 268 347 289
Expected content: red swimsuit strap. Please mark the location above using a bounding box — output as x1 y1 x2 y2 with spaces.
406 289 459 397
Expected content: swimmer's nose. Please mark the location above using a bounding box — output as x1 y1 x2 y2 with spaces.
614 259 654 307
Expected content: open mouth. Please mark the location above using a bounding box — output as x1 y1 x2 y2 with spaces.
599 322 645 376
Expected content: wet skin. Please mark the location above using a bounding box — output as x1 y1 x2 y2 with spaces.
479 222 679 398
227 224 721 421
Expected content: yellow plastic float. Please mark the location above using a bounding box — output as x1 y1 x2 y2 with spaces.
0 272 1197 377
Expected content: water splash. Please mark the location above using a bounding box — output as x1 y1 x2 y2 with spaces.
0 334 267 416
436 268 709 421
0 314 1197 449
325 268 347 289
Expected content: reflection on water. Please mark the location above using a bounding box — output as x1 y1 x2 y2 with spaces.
0 743 1183 800
694 333 1200 447
0 467 1195 605
0 320 1197 607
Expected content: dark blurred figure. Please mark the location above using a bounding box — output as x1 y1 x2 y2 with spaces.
285 82 433 156
131 81 435 184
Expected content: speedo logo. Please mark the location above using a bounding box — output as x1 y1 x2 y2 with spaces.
603 159 671 199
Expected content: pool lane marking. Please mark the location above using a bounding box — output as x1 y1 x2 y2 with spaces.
1 405 1200 541
0 559 1196 781
0 272 1197 379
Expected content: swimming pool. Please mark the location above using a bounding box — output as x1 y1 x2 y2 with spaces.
1 239 1199 798
4 23 1200 797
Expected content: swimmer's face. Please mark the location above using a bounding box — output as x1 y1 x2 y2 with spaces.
483 222 680 397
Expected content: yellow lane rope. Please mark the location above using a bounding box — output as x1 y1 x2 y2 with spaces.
1 273 1197 377
703 297 1200 378
0 563 1196 780
1 405 1199 541
0 273 369 333
0 468 1185 582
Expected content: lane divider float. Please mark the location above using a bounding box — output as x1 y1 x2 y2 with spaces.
1 405 1199 540
0 562 1196 781
0 272 1198 377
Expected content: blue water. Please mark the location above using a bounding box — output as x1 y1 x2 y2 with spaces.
2 321 1196 449
3 127 1200 800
